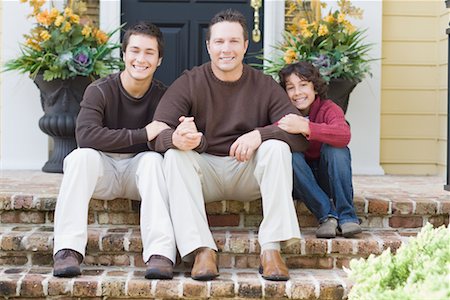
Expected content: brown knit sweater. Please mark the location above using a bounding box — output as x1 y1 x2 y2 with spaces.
153 62 308 155
76 72 167 153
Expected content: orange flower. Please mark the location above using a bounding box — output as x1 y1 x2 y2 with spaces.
283 49 297 65
94 29 109 44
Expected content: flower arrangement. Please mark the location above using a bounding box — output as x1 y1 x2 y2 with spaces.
4 0 123 81
263 0 373 83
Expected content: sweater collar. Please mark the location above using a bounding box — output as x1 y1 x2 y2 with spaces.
207 62 248 86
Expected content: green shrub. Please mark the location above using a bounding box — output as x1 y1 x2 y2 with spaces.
346 223 450 300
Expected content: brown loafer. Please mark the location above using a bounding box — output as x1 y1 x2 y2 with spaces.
259 249 290 281
191 248 219 281
53 249 83 277
145 255 174 279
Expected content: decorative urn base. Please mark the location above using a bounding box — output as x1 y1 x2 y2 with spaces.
34 74 93 173
326 78 359 114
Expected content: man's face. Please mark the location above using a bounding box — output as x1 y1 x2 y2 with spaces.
206 21 248 81
122 34 162 82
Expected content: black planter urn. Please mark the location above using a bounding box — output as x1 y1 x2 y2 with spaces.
33 74 93 173
326 78 359 114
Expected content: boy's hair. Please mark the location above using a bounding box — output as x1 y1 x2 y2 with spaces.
122 22 164 58
206 9 248 41
278 61 328 100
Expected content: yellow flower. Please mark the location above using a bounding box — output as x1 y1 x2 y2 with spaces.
324 13 335 23
284 49 297 65
318 24 329 36
49 7 59 20
299 18 308 29
301 27 313 38
36 10 52 26
54 15 64 27
20 0 27 3
64 7 74 16
61 22 72 33
343 21 355 34
26 38 41 51
94 29 109 44
69 14 80 24
39 30 51 41
337 13 346 23
81 25 92 38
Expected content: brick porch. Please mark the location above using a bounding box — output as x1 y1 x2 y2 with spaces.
0 171 449 299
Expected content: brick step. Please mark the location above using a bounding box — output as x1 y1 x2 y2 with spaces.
1 193 449 229
0 266 351 299
0 224 415 270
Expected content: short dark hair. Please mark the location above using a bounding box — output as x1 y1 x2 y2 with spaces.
278 61 328 100
206 9 248 41
122 22 164 58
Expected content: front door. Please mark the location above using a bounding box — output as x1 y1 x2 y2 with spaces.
121 0 264 86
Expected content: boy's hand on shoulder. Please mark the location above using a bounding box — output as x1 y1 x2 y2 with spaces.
277 113 310 136
146 120 170 141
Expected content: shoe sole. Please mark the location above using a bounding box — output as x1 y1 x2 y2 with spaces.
145 269 173 280
342 229 362 238
259 266 290 281
191 272 219 281
53 267 81 278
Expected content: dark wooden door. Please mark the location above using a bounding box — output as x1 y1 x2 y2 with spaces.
121 0 263 86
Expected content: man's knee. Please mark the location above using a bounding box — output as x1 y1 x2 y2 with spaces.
139 152 164 166
64 148 101 168
321 144 350 161
258 140 291 157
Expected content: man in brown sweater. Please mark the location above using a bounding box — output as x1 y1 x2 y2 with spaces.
153 9 308 281
52 22 176 280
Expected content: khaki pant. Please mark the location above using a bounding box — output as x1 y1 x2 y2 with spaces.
163 140 301 258
53 148 176 264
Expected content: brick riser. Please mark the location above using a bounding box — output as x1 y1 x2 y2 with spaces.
1 224 412 269
0 267 350 300
1 196 449 229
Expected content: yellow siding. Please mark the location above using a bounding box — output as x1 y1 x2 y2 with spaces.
381 0 448 175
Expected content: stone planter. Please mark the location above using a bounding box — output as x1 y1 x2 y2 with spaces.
327 78 359 114
33 74 93 173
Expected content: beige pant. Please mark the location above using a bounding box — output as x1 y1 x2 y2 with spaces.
53 148 176 264
163 140 301 258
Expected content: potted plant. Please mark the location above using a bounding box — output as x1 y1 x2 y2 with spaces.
3 0 123 173
262 0 373 113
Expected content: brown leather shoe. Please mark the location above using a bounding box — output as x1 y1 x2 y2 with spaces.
53 249 83 277
259 250 290 281
145 255 174 279
191 248 219 281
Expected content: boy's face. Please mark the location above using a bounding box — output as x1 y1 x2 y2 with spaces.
285 73 316 115
206 21 248 81
122 34 162 83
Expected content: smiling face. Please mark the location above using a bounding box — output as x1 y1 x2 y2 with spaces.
285 73 317 115
206 21 249 82
122 34 162 84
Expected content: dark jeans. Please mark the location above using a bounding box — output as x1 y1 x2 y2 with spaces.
292 144 359 225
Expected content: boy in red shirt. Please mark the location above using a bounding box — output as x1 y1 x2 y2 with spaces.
278 62 361 238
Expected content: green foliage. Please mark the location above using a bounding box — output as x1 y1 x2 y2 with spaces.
262 0 373 82
3 0 123 81
346 223 450 300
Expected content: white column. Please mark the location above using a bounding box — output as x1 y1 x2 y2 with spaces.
0 1 48 170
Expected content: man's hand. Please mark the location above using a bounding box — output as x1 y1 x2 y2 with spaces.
172 116 202 150
277 113 310 136
229 130 262 162
146 120 170 141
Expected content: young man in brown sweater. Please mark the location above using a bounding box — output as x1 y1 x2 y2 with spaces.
153 9 308 281
52 22 176 280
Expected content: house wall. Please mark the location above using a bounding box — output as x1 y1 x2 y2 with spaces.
381 1 448 175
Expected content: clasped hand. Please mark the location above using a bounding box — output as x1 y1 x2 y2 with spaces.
277 113 310 136
172 116 203 150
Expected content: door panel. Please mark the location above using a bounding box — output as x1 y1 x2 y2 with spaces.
121 0 263 85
